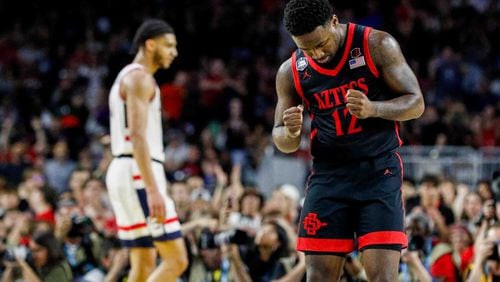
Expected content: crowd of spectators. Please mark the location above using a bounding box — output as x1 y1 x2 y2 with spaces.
0 0 498 281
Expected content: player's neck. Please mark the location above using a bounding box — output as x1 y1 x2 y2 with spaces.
133 53 158 74
337 23 348 49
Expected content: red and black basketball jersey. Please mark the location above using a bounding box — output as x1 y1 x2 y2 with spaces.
291 23 402 163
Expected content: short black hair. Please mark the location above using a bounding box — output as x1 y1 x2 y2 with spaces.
130 19 174 54
284 0 334 36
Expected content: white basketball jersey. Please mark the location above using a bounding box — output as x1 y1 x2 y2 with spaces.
109 63 165 162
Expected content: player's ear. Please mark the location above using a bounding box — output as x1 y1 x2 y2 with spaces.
144 38 156 52
331 15 339 27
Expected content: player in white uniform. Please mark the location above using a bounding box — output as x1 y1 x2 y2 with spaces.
106 19 188 282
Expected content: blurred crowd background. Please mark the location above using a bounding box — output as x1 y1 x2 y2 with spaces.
0 0 499 281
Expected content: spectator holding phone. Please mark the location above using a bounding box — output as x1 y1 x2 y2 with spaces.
466 222 500 281
229 221 291 282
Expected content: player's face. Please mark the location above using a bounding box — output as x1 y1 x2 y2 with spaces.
153 33 178 69
292 16 341 64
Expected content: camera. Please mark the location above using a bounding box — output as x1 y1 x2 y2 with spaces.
405 212 431 253
67 215 93 238
408 235 425 252
199 228 249 249
488 241 500 261
214 229 249 246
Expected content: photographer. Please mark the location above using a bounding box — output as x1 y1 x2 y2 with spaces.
99 237 129 282
55 199 102 282
466 221 500 281
401 212 432 282
62 215 101 281
188 228 232 282
227 189 264 238
229 221 290 282
2 231 72 282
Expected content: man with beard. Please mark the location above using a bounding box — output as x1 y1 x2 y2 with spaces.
106 19 188 282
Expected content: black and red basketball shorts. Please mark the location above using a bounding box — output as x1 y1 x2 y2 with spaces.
297 151 408 254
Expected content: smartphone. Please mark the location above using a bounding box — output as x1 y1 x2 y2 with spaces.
488 241 500 261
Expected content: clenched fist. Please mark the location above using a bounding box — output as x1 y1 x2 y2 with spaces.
346 89 376 119
283 105 304 138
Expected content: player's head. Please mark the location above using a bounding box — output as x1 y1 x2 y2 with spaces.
284 0 341 64
131 19 178 69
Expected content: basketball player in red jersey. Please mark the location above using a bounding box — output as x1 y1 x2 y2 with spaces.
273 0 425 281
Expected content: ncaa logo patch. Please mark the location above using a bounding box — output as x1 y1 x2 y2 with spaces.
296 57 308 71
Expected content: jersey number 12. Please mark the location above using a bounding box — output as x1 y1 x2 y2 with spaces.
332 108 362 136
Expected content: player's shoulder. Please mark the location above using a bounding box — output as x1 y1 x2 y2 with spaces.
277 57 293 78
366 28 403 65
121 67 155 92
275 57 297 97
367 28 400 52
123 67 153 84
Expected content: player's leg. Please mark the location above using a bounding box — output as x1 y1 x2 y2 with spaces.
357 152 407 282
129 247 156 282
144 171 187 282
147 238 188 282
361 249 401 281
306 254 345 282
297 164 357 281
106 159 159 282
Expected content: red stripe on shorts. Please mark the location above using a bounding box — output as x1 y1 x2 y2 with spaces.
164 217 179 224
118 222 147 231
117 217 179 231
297 237 354 253
358 231 408 250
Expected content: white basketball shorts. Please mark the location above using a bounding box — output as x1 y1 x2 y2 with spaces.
106 157 182 247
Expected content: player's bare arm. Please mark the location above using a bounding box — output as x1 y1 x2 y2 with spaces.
346 30 425 121
122 69 166 220
273 59 303 154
